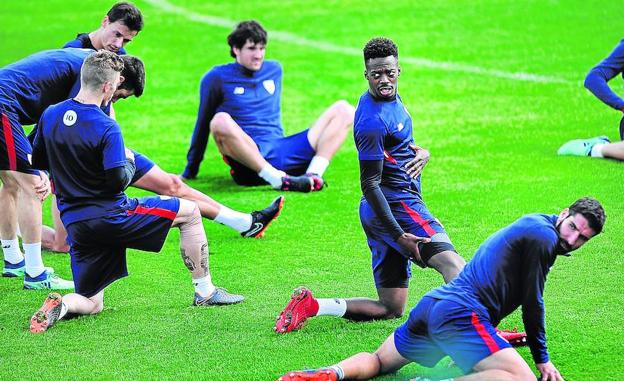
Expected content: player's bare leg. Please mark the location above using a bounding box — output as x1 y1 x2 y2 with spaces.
307 100 355 161
448 348 536 381
210 112 270 172
173 199 243 305
601 141 624 160
211 112 321 191
427 250 466 283
30 290 104 333
0 174 20 245
40 197 70 253
343 288 408 321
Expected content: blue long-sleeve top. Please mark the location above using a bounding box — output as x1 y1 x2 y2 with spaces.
585 39 624 110
427 214 568 364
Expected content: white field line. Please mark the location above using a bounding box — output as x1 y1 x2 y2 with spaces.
144 0 574 85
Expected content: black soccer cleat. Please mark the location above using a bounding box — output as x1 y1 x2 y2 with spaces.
280 174 325 193
241 196 285 238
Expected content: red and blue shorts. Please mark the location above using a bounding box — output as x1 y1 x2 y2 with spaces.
0 108 39 175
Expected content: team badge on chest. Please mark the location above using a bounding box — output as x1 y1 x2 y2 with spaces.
263 79 276 95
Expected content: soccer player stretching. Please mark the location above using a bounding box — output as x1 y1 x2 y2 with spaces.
277 197 605 381
274 37 465 332
29 51 243 333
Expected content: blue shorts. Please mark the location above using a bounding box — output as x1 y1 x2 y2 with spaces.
224 129 316 186
359 197 453 288
0 108 39 175
394 297 511 373
129 149 156 184
66 196 180 298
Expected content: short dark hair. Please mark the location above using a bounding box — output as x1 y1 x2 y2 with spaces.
227 20 267 58
119 55 145 97
363 37 398 62
568 197 606 234
107 2 143 32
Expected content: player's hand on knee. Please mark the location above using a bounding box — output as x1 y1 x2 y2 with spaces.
397 233 430 266
405 144 430 179
34 171 51 201
536 361 565 381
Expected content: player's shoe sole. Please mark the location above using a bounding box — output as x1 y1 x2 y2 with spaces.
242 195 285 238
278 369 338 381
30 293 63 333
274 287 315 334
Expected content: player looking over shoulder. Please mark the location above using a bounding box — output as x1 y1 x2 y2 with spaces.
273 37 466 332
277 197 605 381
29 51 243 334
181 20 355 192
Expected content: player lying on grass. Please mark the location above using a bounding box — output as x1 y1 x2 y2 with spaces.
558 38 624 161
277 197 605 381
29 51 244 334
274 37 525 345
38 4 284 253
181 20 356 192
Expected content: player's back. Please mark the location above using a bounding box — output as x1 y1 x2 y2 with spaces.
36 99 131 226
0 48 90 125
426 214 560 325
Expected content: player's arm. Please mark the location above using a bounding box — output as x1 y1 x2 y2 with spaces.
584 39 624 111
190 71 224 148
102 123 135 193
520 233 562 380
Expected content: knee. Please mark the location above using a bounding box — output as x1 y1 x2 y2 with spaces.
333 100 355 125
382 304 405 319
210 112 235 140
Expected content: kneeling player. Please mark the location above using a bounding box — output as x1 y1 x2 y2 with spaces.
277 197 605 381
29 51 242 333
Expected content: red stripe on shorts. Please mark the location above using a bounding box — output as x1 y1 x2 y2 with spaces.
400 201 436 236
471 312 500 353
127 205 177 221
2 113 17 170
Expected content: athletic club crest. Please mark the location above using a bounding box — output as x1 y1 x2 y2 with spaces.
263 79 276 95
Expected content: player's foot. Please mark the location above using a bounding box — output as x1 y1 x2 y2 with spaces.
557 135 610 156
274 287 318 334
241 195 285 238
30 292 63 333
496 327 527 346
2 259 25 277
281 174 325 193
23 268 74 290
277 369 338 381
193 288 244 306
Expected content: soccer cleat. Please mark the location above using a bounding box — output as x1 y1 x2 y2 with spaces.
496 327 527 346
30 293 63 333
23 268 74 290
277 369 338 381
280 174 325 193
193 288 244 306
274 287 319 334
2 259 25 277
557 136 610 156
241 195 285 238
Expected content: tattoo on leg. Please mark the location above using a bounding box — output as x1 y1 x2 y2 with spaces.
180 248 196 271
200 242 208 273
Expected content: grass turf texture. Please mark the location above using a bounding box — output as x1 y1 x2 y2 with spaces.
1 0 623 380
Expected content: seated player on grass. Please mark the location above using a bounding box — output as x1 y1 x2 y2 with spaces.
558 38 624 160
29 51 243 334
274 37 525 345
38 3 283 253
181 20 356 192
277 197 605 381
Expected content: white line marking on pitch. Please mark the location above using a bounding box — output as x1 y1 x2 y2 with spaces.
144 0 574 84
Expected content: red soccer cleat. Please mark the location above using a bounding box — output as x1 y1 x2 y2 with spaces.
274 287 319 333
497 327 527 346
278 369 338 381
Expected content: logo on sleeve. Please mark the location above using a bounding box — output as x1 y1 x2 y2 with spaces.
397 123 404 131
262 79 275 95
63 110 77 126
233 87 245 95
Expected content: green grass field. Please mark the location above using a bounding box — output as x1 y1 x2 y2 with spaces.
1 0 623 380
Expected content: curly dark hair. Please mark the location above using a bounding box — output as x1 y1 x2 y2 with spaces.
227 20 267 58
119 55 145 97
107 2 143 32
568 197 606 234
363 37 398 62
